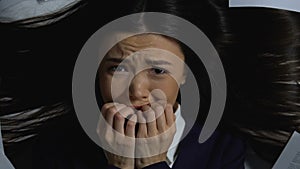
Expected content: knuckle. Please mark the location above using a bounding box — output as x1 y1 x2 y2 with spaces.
127 121 136 128
105 107 118 119
156 104 164 112
114 113 124 121
144 111 155 121
101 104 111 112
109 107 118 114
166 104 173 111
124 107 134 114
153 104 164 116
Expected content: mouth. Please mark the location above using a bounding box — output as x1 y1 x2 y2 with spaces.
131 103 151 110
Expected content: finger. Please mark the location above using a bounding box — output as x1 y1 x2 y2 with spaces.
117 106 135 131
142 107 157 137
102 103 125 114
125 114 137 137
150 102 164 118
155 99 167 109
98 103 114 129
136 111 147 138
118 106 135 119
165 104 175 126
141 105 151 112
104 103 126 126
100 103 115 117
113 112 125 134
149 89 167 107
152 103 166 132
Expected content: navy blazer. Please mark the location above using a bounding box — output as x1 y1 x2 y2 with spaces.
7 114 245 169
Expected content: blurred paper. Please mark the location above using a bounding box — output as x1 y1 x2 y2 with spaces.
272 131 300 169
229 0 300 13
0 0 80 22
0 123 15 169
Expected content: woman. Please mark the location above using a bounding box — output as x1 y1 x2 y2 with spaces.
95 32 245 169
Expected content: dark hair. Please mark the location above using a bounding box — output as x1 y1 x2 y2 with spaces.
0 0 98 146
216 7 300 162
2 0 299 163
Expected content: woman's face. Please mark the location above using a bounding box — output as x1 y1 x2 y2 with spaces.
98 34 186 109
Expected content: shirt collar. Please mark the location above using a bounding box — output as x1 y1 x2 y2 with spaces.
166 104 185 167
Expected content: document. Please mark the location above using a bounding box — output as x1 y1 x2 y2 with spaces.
0 123 15 169
229 0 300 13
272 131 300 169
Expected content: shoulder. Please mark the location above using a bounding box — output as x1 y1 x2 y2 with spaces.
182 123 246 148
176 123 246 169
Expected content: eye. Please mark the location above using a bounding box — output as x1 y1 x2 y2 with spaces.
110 65 127 72
150 67 168 75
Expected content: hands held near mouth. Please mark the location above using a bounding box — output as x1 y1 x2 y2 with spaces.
97 102 176 169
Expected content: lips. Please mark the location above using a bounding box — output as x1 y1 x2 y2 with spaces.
133 106 143 110
131 103 151 110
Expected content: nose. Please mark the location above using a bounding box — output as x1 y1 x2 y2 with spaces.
129 71 150 101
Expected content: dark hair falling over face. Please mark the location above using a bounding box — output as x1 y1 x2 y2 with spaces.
0 0 299 163
205 3 300 162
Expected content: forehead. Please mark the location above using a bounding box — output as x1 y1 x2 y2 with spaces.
107 34 185 60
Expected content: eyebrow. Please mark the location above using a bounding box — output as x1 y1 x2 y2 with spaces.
145 59 172 66
105 57 123 63
105 57 173 66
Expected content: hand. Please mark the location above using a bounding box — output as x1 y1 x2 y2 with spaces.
135 103 176 169
97 103 137 169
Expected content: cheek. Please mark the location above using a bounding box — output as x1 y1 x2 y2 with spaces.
99 74 130 102
99 77 112 102
165 84 180 104
152 79 180 105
